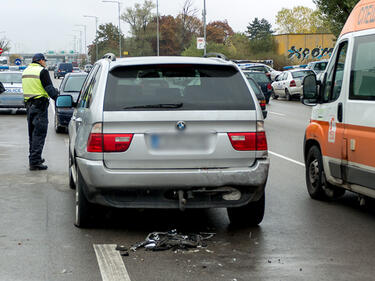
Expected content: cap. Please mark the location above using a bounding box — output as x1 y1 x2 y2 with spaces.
32 53 48 62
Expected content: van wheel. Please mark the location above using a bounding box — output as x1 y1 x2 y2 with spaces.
286 89 291 101
306 146 345 200
75 167 93 228
227 194 265 226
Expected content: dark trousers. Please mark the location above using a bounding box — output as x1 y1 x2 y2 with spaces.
26 99 49 165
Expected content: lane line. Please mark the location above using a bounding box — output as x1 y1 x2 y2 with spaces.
94 244 132 281
269 151 305 167
268 111 286 116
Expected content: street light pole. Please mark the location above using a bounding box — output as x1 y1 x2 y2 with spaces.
203 0 207 56
75 24 87 56
84 15 99 60
103 0 122 58
73 30 82 54
156 0 159 56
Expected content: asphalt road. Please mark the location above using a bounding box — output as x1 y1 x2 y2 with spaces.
0 79 374 281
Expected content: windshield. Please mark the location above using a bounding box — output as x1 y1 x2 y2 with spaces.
104 64 255 111
244 72 269 83
63 76 87 92
0 72 22 83
292 70 314 78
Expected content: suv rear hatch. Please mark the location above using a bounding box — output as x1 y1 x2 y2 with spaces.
101 64 260 169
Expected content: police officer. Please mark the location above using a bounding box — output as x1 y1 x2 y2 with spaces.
22 53 58 171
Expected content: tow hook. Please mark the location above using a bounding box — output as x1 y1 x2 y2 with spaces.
178 190 187 211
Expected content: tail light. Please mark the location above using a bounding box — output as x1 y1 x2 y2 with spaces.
259 99 266 110
87 123 133 152
290 80 296 87
58 69 61 72
228 122 267 151
267 83 272 90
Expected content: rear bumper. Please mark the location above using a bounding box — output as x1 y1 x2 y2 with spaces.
76 157 269 208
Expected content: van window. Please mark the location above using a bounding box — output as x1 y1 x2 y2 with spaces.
350 34 375 100
104 64 255 111
322 41 348 102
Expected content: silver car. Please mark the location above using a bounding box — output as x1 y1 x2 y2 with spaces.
57 55 269 227
0 71 24 108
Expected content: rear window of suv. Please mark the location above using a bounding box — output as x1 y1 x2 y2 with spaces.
104 64 255 111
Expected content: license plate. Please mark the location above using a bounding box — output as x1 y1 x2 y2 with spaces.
150 133 210 151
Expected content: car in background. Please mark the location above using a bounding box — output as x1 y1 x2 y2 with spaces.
56 55 269 228
54 62 73 79
54 72 88 133
243 71 273 104
0 71 24 109
271 69 315 101
306 59 328 75
47 64 56 71
246 76 267 119
238 63 281 81
73 67 81 73
83 64 93 73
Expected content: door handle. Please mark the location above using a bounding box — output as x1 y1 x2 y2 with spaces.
337 102 343 123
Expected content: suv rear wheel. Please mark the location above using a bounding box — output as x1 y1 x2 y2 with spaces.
227 194 265 226
306 145 345 200
75 167 93 228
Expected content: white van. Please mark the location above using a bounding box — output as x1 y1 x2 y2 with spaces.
301 0 375 201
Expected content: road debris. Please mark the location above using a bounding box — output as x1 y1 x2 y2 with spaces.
130 229 215 252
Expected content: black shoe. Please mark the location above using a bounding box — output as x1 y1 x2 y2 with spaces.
39 158 45 164
29 164 48 171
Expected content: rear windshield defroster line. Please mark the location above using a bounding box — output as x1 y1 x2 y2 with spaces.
103 64 256 111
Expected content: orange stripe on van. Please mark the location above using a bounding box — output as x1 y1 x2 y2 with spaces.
306 120 375 168
341 0 375 37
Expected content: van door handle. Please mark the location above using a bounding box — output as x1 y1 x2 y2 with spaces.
337 102 343 123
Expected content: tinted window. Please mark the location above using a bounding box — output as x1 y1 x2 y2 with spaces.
0 72 22 83
244 72 269 83
247 78 264 100
58 63 73 72
63 76 87 92
104 64 255 111
292 70 314 79
350 34 375 100
315 62 328 71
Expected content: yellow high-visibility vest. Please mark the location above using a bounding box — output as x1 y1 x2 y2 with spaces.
22 63 49 101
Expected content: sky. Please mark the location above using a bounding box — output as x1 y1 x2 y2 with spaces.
1 0 316 54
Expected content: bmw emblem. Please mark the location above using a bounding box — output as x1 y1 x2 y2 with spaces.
176 121 186 131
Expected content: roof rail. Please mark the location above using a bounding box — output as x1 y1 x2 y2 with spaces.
203 52 229 61
102 53 116 61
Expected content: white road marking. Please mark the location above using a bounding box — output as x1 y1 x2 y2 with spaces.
268 111 286 116
94 244 132 281
269 151 305 167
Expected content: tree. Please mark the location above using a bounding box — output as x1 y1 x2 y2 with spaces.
246 18 273 40
206 20 234 44
276 6 325 33
314 0 360 37
158 16 181 55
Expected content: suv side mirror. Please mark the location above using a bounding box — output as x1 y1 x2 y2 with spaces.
56 95 74 108
302 74 319 106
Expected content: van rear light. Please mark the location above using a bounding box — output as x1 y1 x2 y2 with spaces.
228 132 267 151
290 80 296 87
267 83 272 90
87 123 133 152
259 99 266 109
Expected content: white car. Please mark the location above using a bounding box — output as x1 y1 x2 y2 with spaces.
0 70 24 109
238 63 281 81
306 60 329 75
271 69 315 101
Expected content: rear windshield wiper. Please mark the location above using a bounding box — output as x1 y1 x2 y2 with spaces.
123 103 183 110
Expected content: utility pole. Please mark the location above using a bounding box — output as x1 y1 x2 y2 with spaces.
84 15 99 60
156 0 160 56
73 30 82 54
103 0 122 58
203 0 207 56
75 24 87 56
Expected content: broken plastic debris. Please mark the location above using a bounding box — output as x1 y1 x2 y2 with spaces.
130 229 215 252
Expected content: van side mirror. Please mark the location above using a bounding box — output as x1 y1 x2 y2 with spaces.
302 74 318 106
56 95 74 108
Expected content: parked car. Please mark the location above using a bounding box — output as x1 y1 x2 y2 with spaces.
239 63 281 81
83 64 93 73
271 69 315 100
0 71 24 109
306 59 328 75
54 72 88 133
243 71 273 104
301 0 375 203
56 55 270 228
47 64 56 71
54 62 73 79
246 76 267 119
72 67 81 73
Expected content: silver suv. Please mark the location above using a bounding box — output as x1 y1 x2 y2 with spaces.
56 55 270 227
